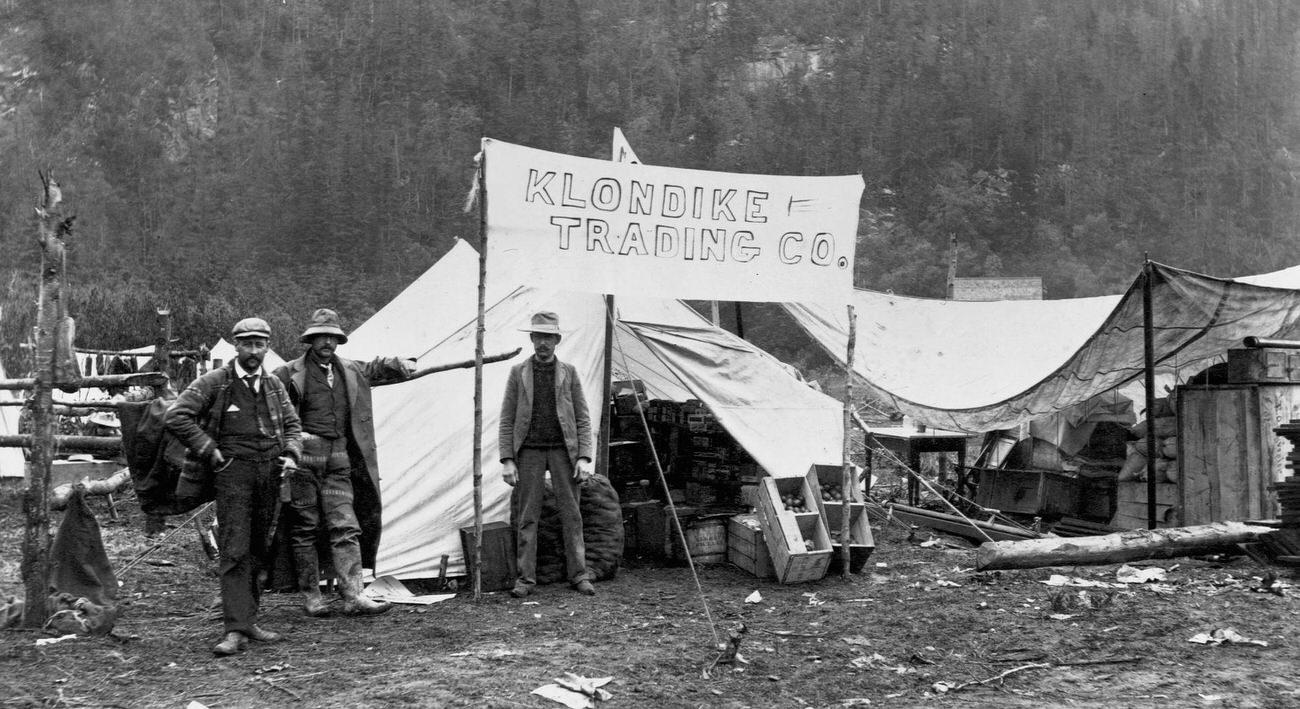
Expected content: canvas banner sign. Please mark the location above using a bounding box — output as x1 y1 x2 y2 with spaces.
482 138 863 303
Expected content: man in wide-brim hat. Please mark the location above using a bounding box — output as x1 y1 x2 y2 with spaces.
498 311 597 598
273 308 415 618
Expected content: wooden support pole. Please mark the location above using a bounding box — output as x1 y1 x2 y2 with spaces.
840 304 856 577
597 295 614 478
471 148 487 602
22 171 65 628
1142 260 1159 530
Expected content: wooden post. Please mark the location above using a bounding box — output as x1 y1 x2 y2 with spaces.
1142 260 1159 530
21 172 68 627
471 147 487 601
840 305 856 577
597 295 614 478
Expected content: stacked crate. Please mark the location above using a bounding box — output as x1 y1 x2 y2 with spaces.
805 464 874 573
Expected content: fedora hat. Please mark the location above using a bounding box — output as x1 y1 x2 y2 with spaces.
520 311 562 335
231 317 272 340
300 308 349 344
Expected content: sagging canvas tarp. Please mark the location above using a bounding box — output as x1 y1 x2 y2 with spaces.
344 241 845 579
784 262 1300 434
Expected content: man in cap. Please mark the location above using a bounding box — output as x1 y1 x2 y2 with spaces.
165 317 302 657
273 308 415 617
499 311 596 598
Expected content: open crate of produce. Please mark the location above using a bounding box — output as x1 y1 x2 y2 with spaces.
756 475 832 583
805 464 874 573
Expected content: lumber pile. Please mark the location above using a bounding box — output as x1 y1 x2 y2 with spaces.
1262 420 1300 566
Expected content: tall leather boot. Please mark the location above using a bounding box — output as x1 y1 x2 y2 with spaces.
295 549 330 617
340 573 391 616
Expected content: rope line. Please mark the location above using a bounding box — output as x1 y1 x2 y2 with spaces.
606 304 721 647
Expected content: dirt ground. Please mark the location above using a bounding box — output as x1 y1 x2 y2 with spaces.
2 482 1299 709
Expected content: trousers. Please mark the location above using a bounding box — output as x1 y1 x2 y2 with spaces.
214 456 278 634
513 446 588 587
289 434 364 588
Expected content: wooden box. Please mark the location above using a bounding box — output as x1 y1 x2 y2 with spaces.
1176 383 1300 525
1111 481 1177 529
972 467 1081 518
669 515 728 564
727 514 776 578
756 476 832 583
459 521 516 592
805 465 873 573
1227 348 1300 384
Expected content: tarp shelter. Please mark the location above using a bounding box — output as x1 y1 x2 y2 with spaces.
0 357 23 478
784 262 1300 434
343 240 846 579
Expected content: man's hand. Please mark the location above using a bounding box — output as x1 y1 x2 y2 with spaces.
574 457 593 484
403 358 418 375
502 459 518 487
278 455 298 471
209 448 230 472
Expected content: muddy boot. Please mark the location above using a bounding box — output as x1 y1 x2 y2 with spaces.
340 574 391 616
296 551 330 617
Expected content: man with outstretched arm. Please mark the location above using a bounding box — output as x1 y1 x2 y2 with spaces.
274 308 414 617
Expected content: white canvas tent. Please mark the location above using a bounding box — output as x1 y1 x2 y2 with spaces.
208 338 286 372
0 357 23 478
343 240 846 579
784 262 1300 434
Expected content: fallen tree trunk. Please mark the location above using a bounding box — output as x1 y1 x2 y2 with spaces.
49 468 132 510
975 521 1275 571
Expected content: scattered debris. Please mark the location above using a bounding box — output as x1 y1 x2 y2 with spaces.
34 634 79 647
532 673 613 708
1116 565 1167 584
1188 628 1269 647
364 576 455 605
744 590 762 604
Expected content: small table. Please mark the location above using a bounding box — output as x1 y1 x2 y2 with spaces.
864 426 970 505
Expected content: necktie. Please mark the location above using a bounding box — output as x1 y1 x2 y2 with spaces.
325 364 335 388
244 374 258 393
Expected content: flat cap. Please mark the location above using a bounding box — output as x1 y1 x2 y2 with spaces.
231 317 272 340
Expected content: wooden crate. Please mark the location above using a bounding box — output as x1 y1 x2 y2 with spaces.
727 514 775 579
756 476 832 583
804 465 873 573
972 467 1081 517
668 515 728 564
805 463 865 503
1177 384 1300 525
1111 481 1178 529
459 521 516 592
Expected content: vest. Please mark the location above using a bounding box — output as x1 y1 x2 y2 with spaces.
300 359 350 439
218 376 279 460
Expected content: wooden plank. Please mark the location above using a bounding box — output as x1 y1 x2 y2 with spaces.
888 503 1037 543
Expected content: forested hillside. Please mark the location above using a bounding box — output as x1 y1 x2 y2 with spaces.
2 0 1299 368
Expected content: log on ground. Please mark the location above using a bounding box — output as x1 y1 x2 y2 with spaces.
975 521 1275 571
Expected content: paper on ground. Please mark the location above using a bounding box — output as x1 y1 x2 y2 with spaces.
364 575 455 605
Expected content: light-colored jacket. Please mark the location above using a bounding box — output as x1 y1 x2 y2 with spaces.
499 356 593 466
